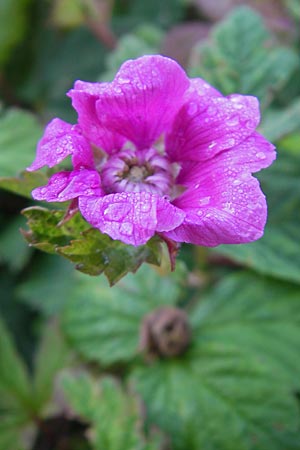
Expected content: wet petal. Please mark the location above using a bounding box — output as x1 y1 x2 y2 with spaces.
95 55 190 149
68 81 125 153
176 132 276 188
32 169 102 202
166 157 268 246
27 119 93 171
166 93 260 162
188 77 223 99
78 192 184 246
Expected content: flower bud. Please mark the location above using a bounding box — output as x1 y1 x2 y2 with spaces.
139 307 191 359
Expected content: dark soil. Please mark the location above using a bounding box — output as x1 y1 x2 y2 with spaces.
32 416 91 450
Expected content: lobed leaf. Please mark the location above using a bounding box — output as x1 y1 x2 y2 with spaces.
61 263 187 366
0 171 48 200
259 97 300 143
0 318 31 410
32 322 71 413
0 317 33 450
61 372 164 450
132 271 300 450
189 6 298 107
0 108 45 199
0 108 42 178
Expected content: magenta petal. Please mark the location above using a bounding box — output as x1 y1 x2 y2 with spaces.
177 132 276 188
32 169 102 202
167 166 267 246
166 93 260 162
95 55 190 149
188 78 223 99
68 81 125 153
156 197 185 232
78 192 185 246
27 119 93 171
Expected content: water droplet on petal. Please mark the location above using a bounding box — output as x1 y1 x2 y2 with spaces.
231 97 244 109
256 152 266 160
207 105 216 115
187 102 198 115
120 222 133 236
113 86 123 94
140 203 151 212
233 179 242 186
118 77 130 84
103 203 131 221
245 120 254 128
199 196 210 206
225 138 236 148
227 116 239 127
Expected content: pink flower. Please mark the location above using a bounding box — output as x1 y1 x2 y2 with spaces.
27 55 275 247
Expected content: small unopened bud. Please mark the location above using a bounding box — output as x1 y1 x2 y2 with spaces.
139 307 191 360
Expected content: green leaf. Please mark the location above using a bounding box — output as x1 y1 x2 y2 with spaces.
62 263 187 366
0 418 29 450
0 107 45 199
132 272 300 450
22 206 162 284
59 229 162 284
259 97 300 142
0 0 31 66
19 26 107 121
285 0 300 20
189 6 298 107
0 171 48 200
61 373 164 450
0 216 32 272
0 108 42 178
278 132 300 156
101 25 163 81
0 317 33 449
213 149 300 284
51 0 85 29
114 0 184 29
32 322 71 413
21 207 90 253
0 317 31 409
17 255 75 316
0 270 36 365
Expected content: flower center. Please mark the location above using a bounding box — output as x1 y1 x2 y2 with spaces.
126 165 149 182
101 147 174 196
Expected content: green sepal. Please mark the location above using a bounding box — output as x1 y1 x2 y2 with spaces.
22 206 162 285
